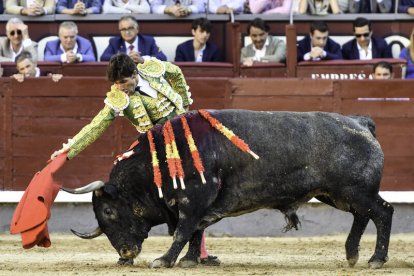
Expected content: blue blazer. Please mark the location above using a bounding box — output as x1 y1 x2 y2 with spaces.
341 37 393 60
175 40 221 62
100 35 167 62
44 36 96 62
297 35 342 61
56 0 102 14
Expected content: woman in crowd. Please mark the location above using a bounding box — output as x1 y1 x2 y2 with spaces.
399 28 414 79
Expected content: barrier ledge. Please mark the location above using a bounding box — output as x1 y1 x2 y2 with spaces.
298 58 407 67
2 13 414 23
234 13 414 21
55 14 230 22
0 191 413 203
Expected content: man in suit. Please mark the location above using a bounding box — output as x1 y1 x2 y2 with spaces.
175 17 221 62
240 17 286 66
44 21 96 63
297 20 342 62
12 51 62 82
342 17 392 60
100 15 166 63
0 17 38 62
349 0 392 13
5 0 55 15
56 0 101 14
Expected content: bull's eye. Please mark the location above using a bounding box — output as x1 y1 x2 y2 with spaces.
104 208 113 216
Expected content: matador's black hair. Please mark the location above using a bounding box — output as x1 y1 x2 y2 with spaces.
106 53 137 82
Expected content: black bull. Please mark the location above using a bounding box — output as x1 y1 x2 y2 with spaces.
65 109 393 269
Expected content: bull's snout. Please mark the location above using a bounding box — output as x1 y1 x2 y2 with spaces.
119 245 140 259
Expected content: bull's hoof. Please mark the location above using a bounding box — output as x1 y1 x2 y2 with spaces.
200 255 221 266
369 260 385 269
347 254 359 267
117 258 134 266
368 255 388 269
177 258 198 268
149 258 172 268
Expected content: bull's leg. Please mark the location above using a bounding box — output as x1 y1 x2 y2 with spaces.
149 212 202 268
349 194 393 269
177 230 203 267
345 211 370 267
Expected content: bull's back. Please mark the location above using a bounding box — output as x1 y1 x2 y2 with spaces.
195 110 383 206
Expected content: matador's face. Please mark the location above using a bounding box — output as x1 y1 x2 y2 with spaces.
115 72 139 95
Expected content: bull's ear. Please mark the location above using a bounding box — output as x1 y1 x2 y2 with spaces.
102 185 118 199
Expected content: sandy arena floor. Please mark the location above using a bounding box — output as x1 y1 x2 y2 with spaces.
1 233 414 276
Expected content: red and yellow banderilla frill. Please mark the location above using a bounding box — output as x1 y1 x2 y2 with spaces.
163 123 178 189
180 115 206 184
147 130 163 198
198 110 259 160
165 121 186 190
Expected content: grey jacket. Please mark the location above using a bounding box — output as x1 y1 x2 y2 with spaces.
348 0 392 13
0 37 38 62
241 36 286 63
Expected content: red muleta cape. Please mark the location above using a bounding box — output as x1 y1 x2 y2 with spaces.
10 153 67 249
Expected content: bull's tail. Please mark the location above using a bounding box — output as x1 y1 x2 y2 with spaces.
350 115 377 138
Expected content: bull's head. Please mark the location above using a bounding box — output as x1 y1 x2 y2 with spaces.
63 176 166 260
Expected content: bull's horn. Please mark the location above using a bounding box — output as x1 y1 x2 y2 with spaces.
61 180 105 194
70 227 103 239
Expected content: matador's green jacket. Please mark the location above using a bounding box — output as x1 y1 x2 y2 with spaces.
65 58 193 160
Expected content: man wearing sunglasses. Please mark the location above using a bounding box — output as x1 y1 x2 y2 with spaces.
101 15 167 63
342 17 392 60
0 17 37 62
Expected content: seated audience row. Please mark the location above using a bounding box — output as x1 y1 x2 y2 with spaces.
1 0 414 15
1 16 413 79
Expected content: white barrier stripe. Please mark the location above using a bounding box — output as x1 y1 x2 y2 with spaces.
0 191 413 203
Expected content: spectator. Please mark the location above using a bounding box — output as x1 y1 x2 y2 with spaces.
349 0 392 13
175 18 221 62
398 0 414 14
342 17 392 60
5 0 55 15
102 0 150 13
208 0 244 14
150 0 205 17
100 15 166 63
56 0 101 15
44 21 96 63
399 28 414 79
12 51 63 82
297 21 342 61
298 0 341 14
0 17 38 62
337 0 350 12
371 61 393 80
249 0 292 14
241 18 286 66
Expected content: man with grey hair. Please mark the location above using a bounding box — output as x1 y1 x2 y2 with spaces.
0 17 37 62
44 21 96 63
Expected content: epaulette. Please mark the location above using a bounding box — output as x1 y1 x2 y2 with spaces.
137 57 166 78
104 85 129 116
